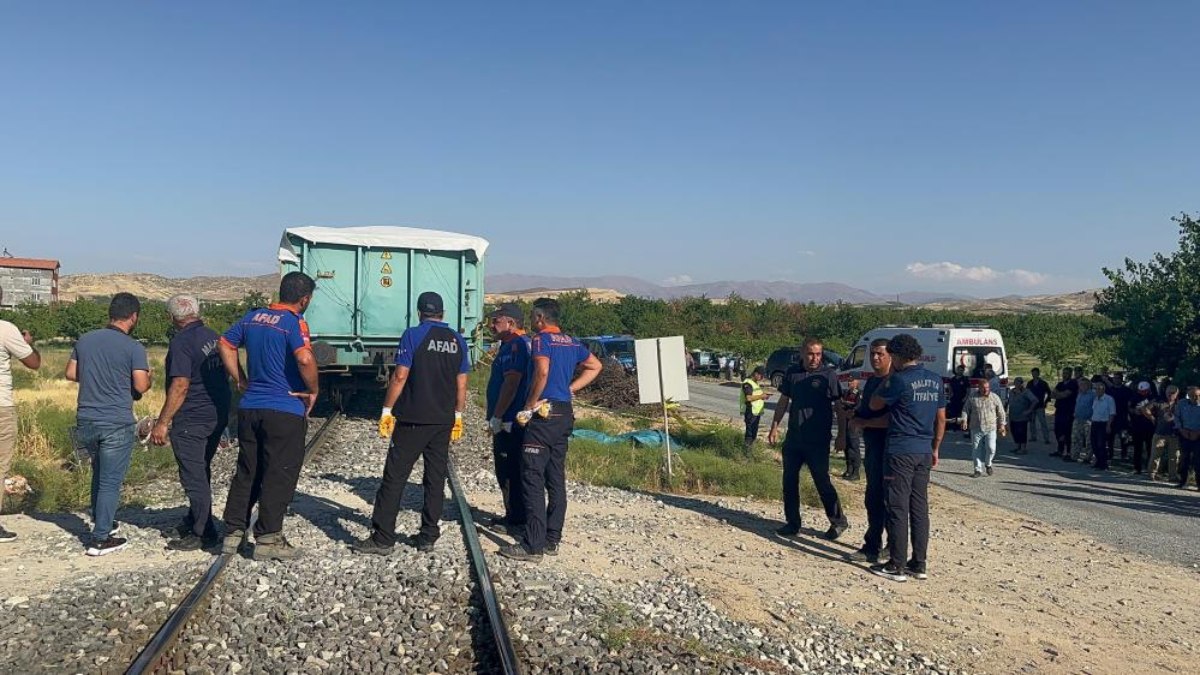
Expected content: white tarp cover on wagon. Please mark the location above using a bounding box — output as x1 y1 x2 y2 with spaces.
278 226 490 264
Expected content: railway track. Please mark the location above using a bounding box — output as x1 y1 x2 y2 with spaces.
125 413 521 675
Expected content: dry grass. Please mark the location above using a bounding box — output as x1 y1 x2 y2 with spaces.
6 346 176 513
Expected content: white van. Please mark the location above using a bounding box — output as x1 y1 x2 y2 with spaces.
836 325 1008 385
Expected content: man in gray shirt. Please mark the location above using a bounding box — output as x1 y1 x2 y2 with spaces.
67 293 151 556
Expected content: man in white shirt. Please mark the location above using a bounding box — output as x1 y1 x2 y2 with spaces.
1090 379 1116 470
0 286 43 542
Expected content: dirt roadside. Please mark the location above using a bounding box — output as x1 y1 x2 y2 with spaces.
468 396 1199 675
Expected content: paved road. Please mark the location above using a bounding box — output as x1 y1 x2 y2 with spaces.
685 377 1200 567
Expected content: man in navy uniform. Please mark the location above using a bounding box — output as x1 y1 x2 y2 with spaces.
500 298 602 562
352 291 469 555
867 334 946 582
219 272 319 560
847 338 892 563
485 303 531 532
767 337 849 540
150 294 232 551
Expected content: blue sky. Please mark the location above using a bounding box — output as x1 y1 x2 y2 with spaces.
1 1 1196 296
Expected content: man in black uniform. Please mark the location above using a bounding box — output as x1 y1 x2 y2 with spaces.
1051 367 1078 457
767 337 849 540
484 303 531 531
150 294 231 551
499 298 602 563
352 291 469 555
847 338 892 563
948 365 970 438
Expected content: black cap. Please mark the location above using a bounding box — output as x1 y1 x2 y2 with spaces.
488 303 523 323
417 291 444 315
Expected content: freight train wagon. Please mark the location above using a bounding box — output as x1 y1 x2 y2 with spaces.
277 226 489 407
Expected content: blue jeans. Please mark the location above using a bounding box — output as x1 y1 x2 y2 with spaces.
77 420 136 541
971 429 998 472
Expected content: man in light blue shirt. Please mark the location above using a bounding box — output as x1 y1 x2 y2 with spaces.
1070 379 1095 463
1089 380 1116 470
1174 386 1200 489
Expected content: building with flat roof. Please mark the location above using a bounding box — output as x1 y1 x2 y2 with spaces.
0 257 61 308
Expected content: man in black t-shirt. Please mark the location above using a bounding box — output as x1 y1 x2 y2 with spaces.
1027 368 1052 445
1051 368 1078 457
767 338 848 540
151 295 231 551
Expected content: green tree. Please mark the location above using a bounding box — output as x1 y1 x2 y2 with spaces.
59 299 109 339
1096 213 1200 380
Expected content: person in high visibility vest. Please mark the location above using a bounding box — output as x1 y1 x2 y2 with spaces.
741 367 771 450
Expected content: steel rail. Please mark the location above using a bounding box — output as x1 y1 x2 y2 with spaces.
447 456 523 675
126 413 342 675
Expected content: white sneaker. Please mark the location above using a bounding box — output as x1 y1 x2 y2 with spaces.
86 537 129 556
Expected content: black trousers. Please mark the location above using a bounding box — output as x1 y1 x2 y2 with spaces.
369 422 451 546
1130 428 1153 472
1011 420 1030 445
862 430 887 554
1178 436 1200 487
743 411 762 448
844 428 862 476
169 419 224 538
492 425 526 525
520 401 573 554
885 452 932 566
1091 421 1110 469
1054 412 1073 453
223 409 307 537
1107 420 1128 454
781 439 846 528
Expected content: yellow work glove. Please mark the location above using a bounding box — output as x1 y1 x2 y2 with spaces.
379 407 396 439
451 412 464 442
516 400 552 426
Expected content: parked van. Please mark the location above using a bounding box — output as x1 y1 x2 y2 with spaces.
835 325 1008 385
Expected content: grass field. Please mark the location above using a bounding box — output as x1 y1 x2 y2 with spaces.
568 411 823 506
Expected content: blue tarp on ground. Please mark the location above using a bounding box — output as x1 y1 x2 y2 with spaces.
571 428 682 449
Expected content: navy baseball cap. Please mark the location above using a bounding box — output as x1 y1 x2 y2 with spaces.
488 303 524 323
417 291 444 314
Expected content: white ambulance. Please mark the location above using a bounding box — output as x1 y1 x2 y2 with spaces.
836 325 1008 385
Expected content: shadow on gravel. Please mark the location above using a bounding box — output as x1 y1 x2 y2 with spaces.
643 491 863 568
27 511 91 544
1001 481 1200 518
29 504 193 544
317 473 469 528
290 492 372 544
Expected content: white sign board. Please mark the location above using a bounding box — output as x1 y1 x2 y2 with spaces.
635 336 690 404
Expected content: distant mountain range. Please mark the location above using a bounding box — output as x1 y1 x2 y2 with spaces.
487 274 978 305
57 271 1099 313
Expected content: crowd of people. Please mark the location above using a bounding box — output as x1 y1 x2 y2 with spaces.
942 365 1198 484
738 337 1200 583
